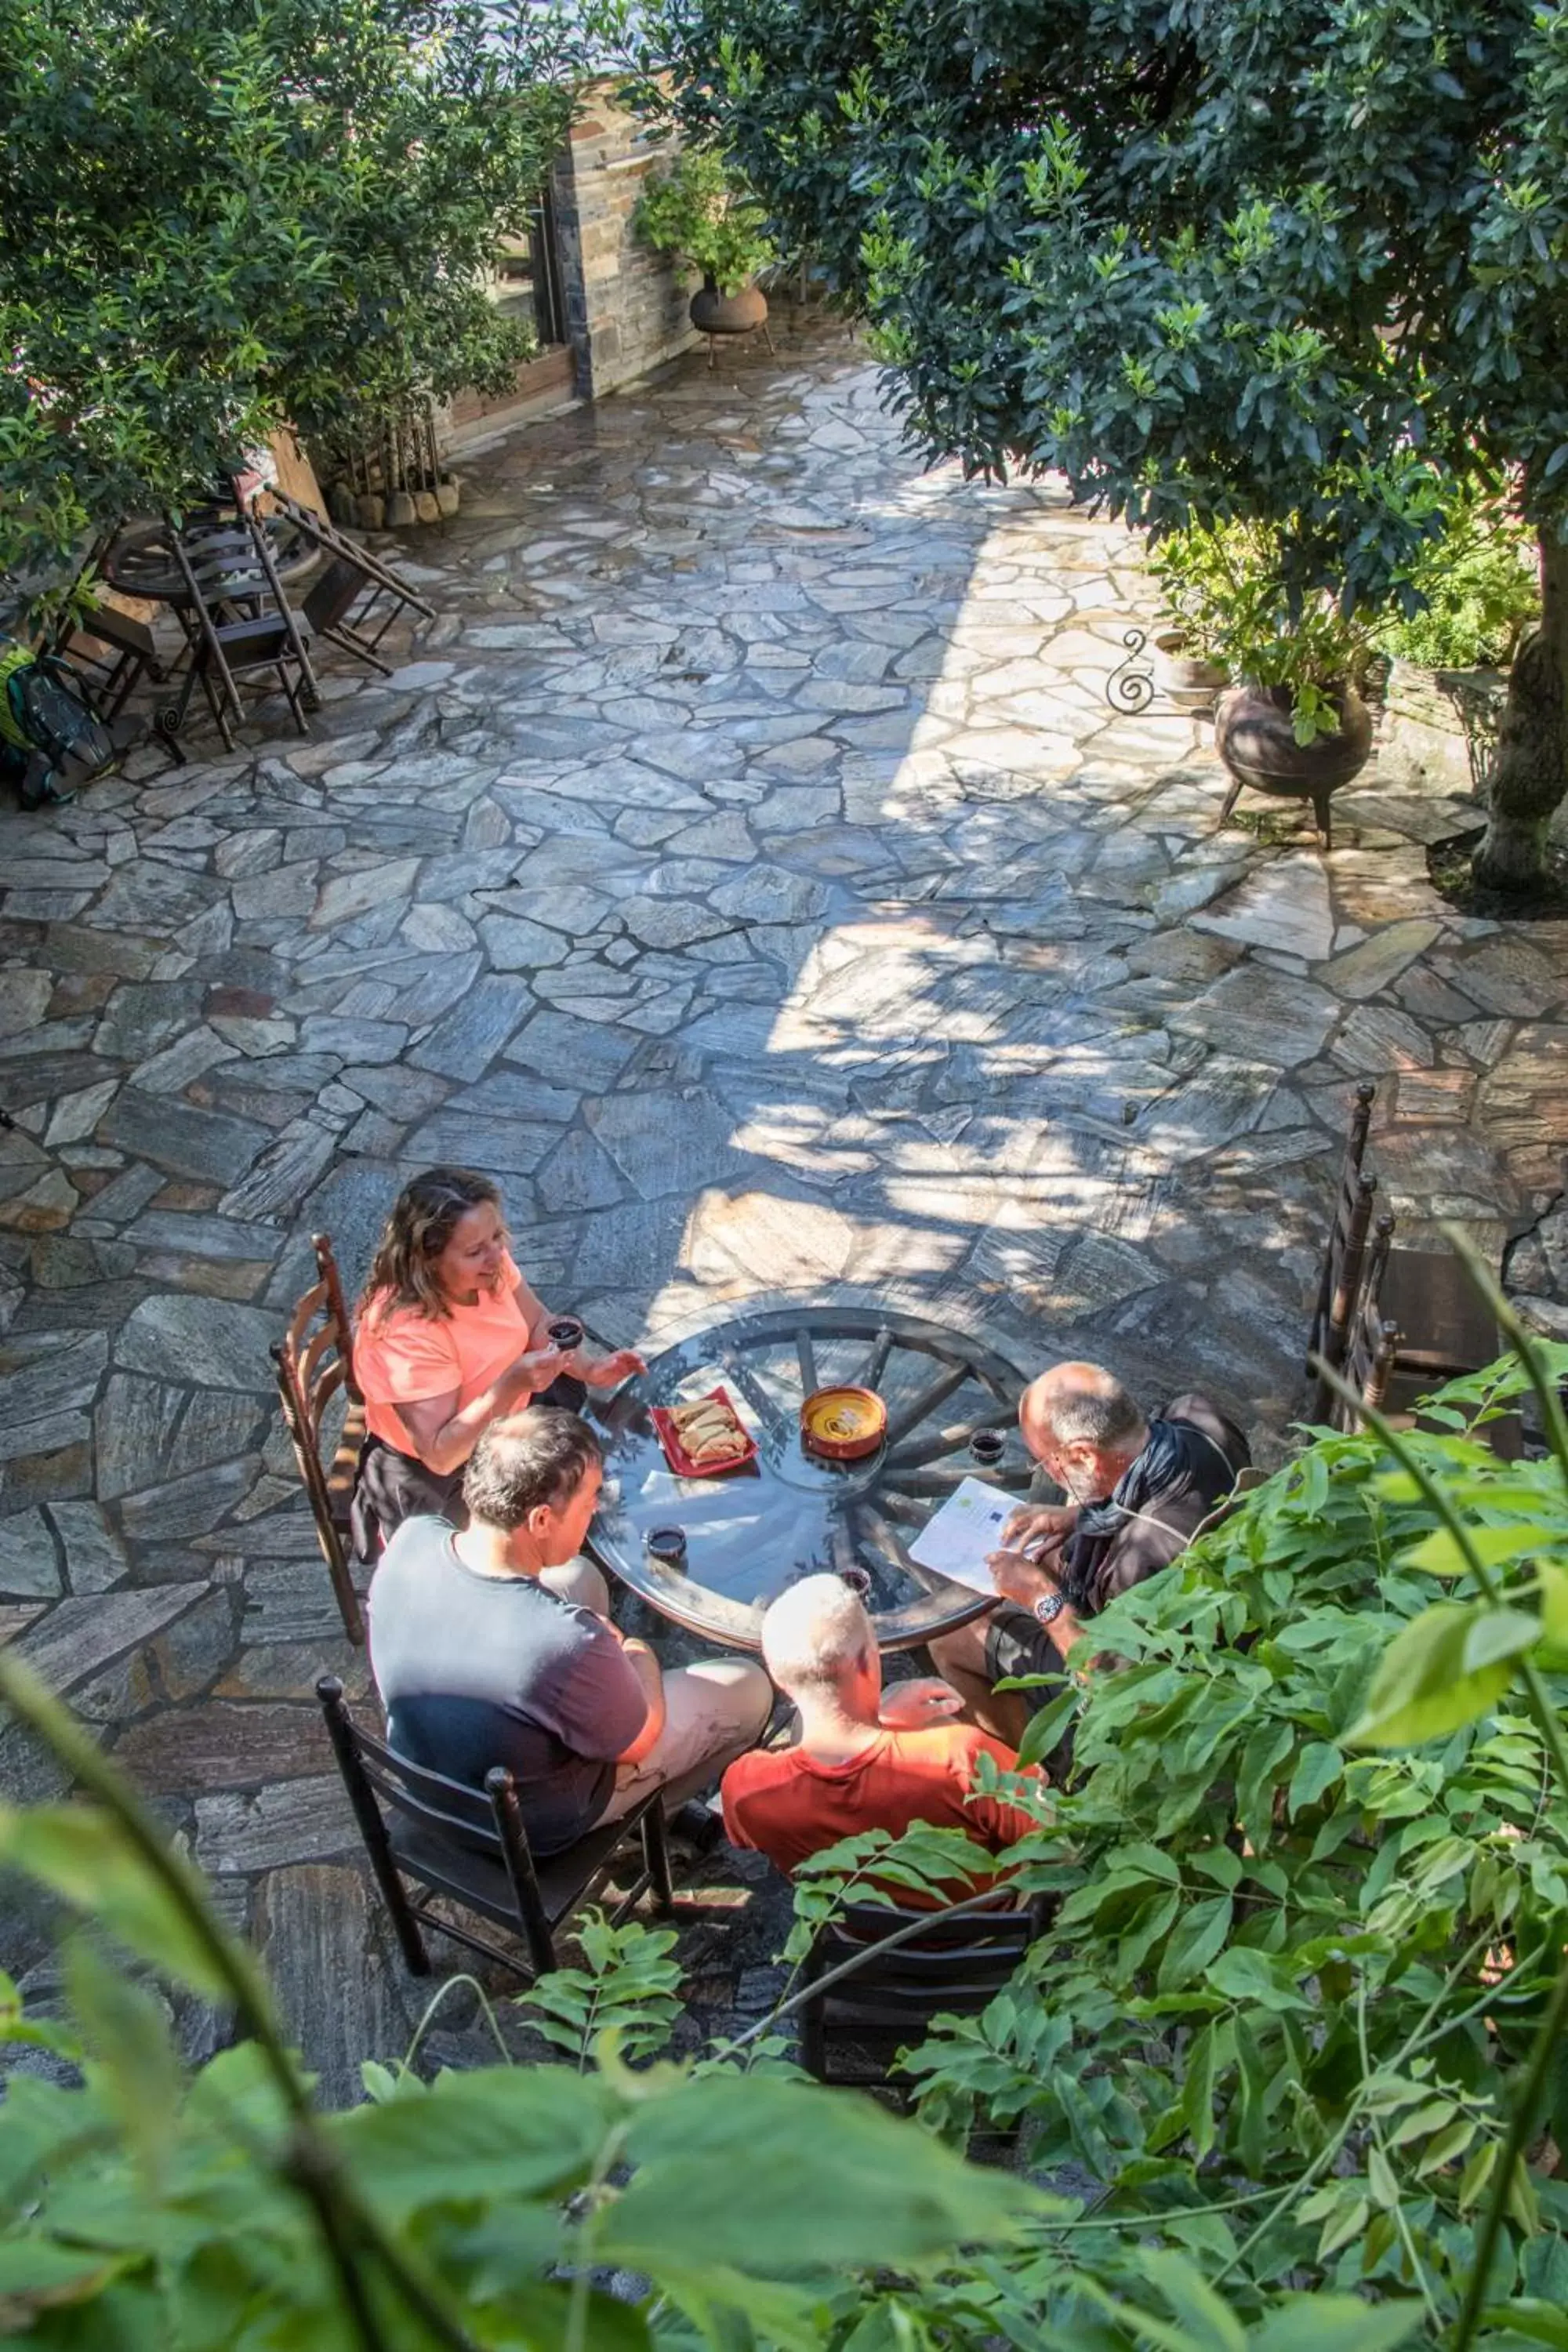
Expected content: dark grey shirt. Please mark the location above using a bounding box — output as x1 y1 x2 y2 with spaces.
367 1518 648 1856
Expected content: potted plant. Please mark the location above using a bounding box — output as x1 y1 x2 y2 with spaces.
633 148 778 338
1149 519 1376 844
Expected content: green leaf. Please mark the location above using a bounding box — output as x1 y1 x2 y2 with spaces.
1315 2190 1370 2262
1287 1740 1343 1816
0 1806 228 2000
1400 1523 1550 1576
1141 2250 1246 2352
328 2067 614 2221
1478 2299 1568 2348
1249 2296 1424 2352
602 2073 1053 2277
64 1937 180 2190
1348 1602 1530 1748
1157 1896 1234 1993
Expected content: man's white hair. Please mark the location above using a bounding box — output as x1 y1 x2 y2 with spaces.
760 1573 873 1693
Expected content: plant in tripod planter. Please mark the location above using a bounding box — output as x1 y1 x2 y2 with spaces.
1149 518 1376 849
633 149 778 361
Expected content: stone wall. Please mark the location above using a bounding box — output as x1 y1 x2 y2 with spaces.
554 82 700 401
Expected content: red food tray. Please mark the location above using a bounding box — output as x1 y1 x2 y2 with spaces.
650 1387 758 1478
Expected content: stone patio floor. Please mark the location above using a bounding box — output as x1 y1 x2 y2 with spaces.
2 314 1566 2092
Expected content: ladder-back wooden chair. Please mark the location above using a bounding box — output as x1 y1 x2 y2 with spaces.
1307 1081 1378 1406
272 1232 366 1644
263 489 437 679
316 1676 675 1980
1327 1284 1400 1434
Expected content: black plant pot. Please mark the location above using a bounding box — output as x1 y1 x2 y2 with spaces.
1214 680 1374 850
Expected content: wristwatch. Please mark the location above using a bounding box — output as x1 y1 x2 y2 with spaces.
1032 1590 1066 1626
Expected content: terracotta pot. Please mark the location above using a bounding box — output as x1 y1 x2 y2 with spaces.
1214 679 1373 849
1152 629 1227 709
690 275 768 336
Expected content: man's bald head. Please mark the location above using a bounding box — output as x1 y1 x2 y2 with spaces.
1019 1363 1148 1498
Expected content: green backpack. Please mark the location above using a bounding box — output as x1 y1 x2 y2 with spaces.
0 637 118 808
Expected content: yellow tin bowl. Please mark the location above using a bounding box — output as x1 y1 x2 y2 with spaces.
800 1385 887 1462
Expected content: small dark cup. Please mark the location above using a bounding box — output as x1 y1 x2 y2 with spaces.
547 1316 585 1352
969 1429 1005 1468
645 1525 688 1570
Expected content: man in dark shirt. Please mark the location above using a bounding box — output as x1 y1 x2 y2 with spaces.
928 1362 1249 1748
368 1410 771 1856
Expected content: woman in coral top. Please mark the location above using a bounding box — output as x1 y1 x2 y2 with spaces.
349 1166 644 1559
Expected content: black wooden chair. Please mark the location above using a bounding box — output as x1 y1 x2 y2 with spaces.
56 601 166 718
267 489 436 678
270 1232 365 1645
317 1676 676 1980
796 1896 1043 2097
1356 1212 1521 1457
1327 1276 1401 1435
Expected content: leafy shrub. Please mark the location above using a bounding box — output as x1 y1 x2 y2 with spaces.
1380 498 1541 671
632 146 777 292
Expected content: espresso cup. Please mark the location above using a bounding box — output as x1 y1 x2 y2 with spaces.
547 1316 585 1352
969 1429 1005 1467
645 1526 688 1569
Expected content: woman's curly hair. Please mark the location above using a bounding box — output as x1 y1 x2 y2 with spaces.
358 1167 506 1323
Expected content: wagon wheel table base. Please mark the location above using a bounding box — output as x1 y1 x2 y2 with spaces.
589 1304 1035 1654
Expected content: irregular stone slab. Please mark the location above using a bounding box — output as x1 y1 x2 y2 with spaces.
336 1064 450 1121
586 1088 748 1203
130 1025 238 1097
95 1374 186 1502
1191 854 1334 963
93 981 205 1064
0 971 55 1038
308 859 420 931
405 974 535 1080
124 1210 285 1265
119 1457 256 1544
1168 964 1340 1068
1452 937 1566 1020
218 1119 338 1221
479 914 572 970
1393 1068 1476 1123
45 1078 120 1149
85 864 226 938
0 1601 48 1647
117 1294 280 1391
619 896 731 950
256 1864 425 2107
535 1127 626 1216
1330 1003 1434 1074
1318 918 1443 1001
194 1773 358 1874
0 1330 108 1435
99 1089 271 1185
0 1509 61 1599
9 1581 209 1697
401 1113 555 1175
1133 1056 1279 1156
506 1010 642 1090
710 865 830 927
114 1701 321 1795
687 1189 856 1287
45 1501 129 1594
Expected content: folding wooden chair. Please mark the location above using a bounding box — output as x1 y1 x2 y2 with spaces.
270 1232 365 1644
316 1676 675 1980
266 489 436 678
168 511 318 750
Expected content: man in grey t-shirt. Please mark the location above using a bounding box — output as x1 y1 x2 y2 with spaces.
368 1410 771 1856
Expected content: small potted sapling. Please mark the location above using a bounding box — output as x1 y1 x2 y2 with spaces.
633 147 778 339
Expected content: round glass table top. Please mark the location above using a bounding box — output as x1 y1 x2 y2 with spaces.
590 1304 1035 1653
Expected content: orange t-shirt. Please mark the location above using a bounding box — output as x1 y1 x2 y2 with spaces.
720 1723 1040 1878
354 1251 547 1454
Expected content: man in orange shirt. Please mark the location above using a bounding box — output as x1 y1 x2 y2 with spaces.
720 1573 1042 1878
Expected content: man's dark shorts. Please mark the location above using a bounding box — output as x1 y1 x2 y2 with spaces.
983 1602 1064 1692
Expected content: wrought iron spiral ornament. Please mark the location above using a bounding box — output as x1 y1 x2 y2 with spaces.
1105 626 1156 713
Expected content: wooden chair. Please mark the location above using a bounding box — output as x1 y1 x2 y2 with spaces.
1307 1080 1378 1409
797 1896 1043 2097
1327 1279 1400 1434
56 601 166 718
264 489 436 679
316 1676 675 1980
271 1232 365 1644
168 513 318 750
1356 1211 1521 1457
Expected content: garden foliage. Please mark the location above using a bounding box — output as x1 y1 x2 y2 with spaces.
1 1307 1566 2345
636 0 1568 883
0 0 584 601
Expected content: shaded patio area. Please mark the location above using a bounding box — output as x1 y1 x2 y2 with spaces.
2 316 1565 2087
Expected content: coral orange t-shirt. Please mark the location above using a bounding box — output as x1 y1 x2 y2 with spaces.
720 1723 1040 1878
354 1251 547 1455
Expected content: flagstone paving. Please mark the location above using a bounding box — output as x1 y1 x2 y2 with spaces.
2 316 1565 2091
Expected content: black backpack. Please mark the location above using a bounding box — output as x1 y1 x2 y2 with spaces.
0 640 118 808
